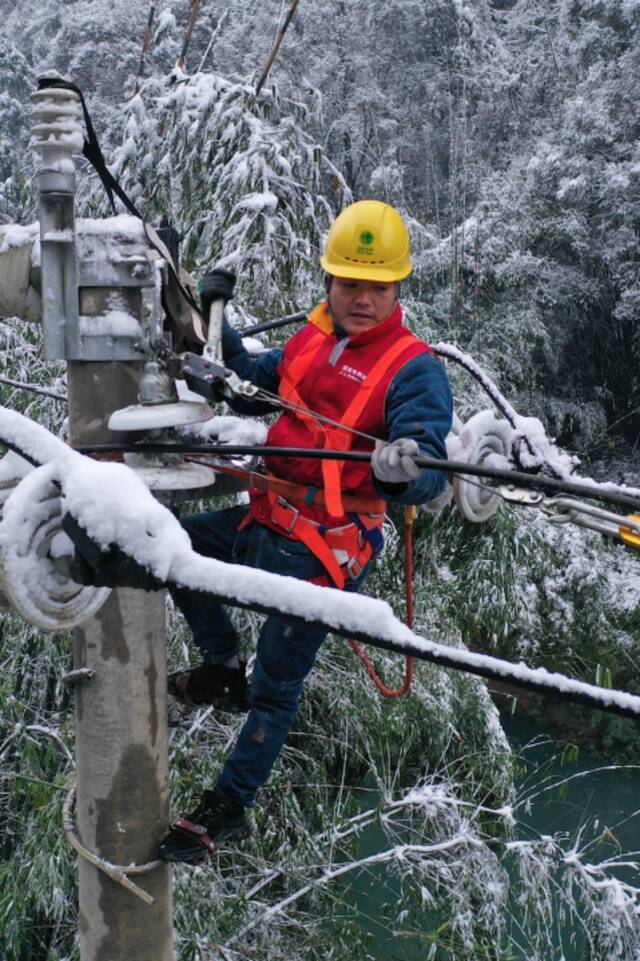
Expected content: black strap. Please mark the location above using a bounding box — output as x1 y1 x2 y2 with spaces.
37 77 144 220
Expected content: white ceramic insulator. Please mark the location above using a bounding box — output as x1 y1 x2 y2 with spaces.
123 456 218 491
451 410 513 523
0 464 110 631
30 84 84 170
108 400 213 431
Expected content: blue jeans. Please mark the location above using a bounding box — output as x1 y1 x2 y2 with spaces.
170 505 370 807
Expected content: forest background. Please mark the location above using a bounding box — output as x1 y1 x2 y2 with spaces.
1 1 640 959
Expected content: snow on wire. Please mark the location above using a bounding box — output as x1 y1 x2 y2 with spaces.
1 405 640 720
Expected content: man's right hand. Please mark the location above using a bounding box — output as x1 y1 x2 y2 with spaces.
198 270 236 316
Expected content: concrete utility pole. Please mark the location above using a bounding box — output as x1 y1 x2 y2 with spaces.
31 77 173 961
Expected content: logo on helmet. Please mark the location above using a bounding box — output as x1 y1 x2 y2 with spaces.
357 230 375 255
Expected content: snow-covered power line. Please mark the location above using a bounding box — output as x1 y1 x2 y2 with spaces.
1 405 640 721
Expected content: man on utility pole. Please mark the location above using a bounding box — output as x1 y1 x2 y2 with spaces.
159 200 453 863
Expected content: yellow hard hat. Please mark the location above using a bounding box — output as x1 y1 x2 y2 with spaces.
320 200 413 282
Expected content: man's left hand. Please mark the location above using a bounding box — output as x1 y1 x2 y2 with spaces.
372 438 421 485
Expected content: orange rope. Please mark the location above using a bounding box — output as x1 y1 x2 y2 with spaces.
350 506 416 698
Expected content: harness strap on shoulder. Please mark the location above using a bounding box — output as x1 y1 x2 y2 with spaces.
278 329 326 414
320 334 418 516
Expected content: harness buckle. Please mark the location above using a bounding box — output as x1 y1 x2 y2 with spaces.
275 496 299 533
347 556 363 580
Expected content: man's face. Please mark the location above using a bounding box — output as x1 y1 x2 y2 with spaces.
328 277 397 335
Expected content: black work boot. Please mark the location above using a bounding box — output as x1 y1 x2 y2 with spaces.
157 789 249 863
167 661 249 712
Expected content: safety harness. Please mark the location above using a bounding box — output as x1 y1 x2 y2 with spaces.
236 472 384 590
238 320 420 590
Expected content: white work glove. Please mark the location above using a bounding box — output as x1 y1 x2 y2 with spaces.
372 438 421 485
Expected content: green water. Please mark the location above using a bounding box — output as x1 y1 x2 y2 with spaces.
346 712 640 960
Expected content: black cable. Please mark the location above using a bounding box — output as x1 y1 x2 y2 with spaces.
242 311 307 336
63 539 640 721
75 443 640 512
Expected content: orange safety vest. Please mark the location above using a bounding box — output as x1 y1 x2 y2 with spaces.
244 301 430 588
